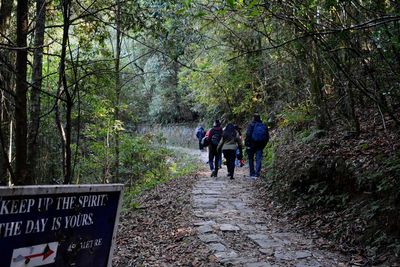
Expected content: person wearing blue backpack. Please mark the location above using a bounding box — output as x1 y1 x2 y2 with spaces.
245 113 269 179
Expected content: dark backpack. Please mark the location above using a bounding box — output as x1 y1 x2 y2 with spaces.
196 127 205 139
251 122 268 143
201 136 209 147
210 128 222 146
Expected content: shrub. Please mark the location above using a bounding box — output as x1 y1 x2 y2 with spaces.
278 104 313 129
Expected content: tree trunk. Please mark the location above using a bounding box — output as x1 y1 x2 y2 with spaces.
344 81 360 134
0 0 13 28
342 55 360 135
64 91 72 184
114 0 122 183
0 0 14 184
28 0 46 182
55 0 72 184
307 39 328 130
14 0 30 184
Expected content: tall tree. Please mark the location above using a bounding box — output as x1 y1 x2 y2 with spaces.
307 38 328 130
0 0 14 184
14 0 30 184
28 0 46 182
55 0 73 184
113 0 122 182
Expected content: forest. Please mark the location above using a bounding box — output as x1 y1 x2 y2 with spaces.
1 0 399 265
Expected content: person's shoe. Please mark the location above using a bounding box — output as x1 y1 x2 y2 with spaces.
210 171 215 177
249 176 257 180
230 175 234 180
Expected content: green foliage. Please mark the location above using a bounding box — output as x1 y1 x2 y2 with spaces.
359 143 369 150
179 48 263 121
298 128 312 140
75 131 170 184
303 182 350 208
122 147 199 210
226 0 236 8
263 142 277 176
279 104 313 128
357 153 400 198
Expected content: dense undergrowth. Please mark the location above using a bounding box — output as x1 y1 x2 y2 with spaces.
122 146 200 211
262 105 400 265
75 129 199 211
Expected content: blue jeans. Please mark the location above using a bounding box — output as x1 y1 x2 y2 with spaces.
247 147 263 177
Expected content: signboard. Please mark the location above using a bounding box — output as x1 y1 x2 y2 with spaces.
0 184 123 267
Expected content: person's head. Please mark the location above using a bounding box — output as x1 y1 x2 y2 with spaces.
213 119 221 127
253 113 261 122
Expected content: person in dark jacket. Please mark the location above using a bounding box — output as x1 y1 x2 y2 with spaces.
218 123 243 179
208 120 223 177
195 126 206 151
245 113 269 178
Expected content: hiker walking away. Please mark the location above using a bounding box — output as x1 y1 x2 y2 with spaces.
218 123 243 179
195 125 206 151
245 113 269 178
208 120 223 177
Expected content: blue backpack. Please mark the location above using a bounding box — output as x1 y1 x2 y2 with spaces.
196 127 205 139
251 122 268 142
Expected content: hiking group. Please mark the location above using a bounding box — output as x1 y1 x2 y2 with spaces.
196 113 269 180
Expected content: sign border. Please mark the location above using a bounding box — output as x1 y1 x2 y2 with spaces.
0 184 124 267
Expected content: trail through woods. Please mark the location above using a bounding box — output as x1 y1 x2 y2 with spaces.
113 148 350 266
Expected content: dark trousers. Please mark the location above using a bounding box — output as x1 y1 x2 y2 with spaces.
208 145 220 173
198 138 203 150
223 149 236 178
247 147 264 177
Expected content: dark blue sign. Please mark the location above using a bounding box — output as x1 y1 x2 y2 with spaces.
0 185 123 267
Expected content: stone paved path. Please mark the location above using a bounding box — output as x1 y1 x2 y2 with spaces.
192 150 347 266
